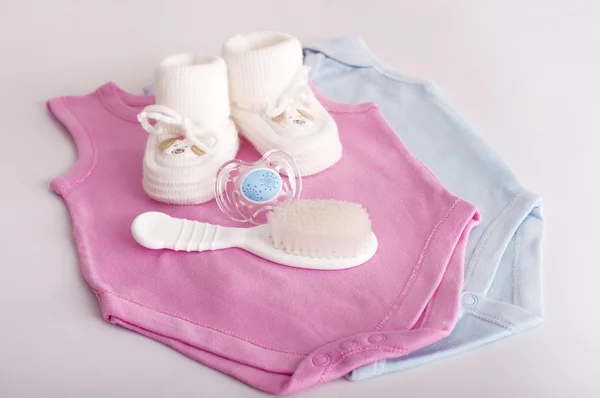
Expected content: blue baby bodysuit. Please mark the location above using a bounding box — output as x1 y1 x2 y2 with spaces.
302 37 544 380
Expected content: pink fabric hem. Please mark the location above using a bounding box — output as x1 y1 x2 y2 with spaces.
100 289 451 394
376 199 479 330
47 97 98 195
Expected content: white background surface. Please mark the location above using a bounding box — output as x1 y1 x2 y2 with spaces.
1 1 598 397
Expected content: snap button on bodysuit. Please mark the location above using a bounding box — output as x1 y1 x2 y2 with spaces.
339 340 357 350
461 293 478 308
368 334 386 344
312 353 331 366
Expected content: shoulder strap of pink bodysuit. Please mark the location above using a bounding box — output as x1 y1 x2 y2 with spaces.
47 82 153 196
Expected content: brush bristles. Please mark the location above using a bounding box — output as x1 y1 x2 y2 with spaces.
268 200 373 258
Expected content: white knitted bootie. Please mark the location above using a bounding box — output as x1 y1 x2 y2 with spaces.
222 32 341 176
138 54 239 204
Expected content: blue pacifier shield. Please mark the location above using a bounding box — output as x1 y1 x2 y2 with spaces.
215 150 302 225
241 169 283 203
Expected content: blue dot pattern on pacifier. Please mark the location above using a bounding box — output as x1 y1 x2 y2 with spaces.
241 169 282 203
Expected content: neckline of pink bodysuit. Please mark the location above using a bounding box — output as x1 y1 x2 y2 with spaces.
98 81 154 122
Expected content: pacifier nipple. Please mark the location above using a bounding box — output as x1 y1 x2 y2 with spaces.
215 150 302 224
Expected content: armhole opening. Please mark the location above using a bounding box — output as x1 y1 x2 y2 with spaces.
47 96 97 195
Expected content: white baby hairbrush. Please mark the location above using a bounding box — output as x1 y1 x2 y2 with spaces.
131 200 378 270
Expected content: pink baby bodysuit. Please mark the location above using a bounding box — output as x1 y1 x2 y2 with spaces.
48 82 480 394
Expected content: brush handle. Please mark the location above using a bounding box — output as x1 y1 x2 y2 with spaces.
131 212 245 252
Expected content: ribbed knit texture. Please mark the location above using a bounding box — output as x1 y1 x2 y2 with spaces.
222 32 303 104
155 53 231 121
222 32 341 176
143 53 239 204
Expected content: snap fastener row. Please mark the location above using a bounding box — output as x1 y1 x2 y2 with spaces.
312 353 330 367
313 335 390 367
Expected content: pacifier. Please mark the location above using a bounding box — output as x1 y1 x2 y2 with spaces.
215 150 302 224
